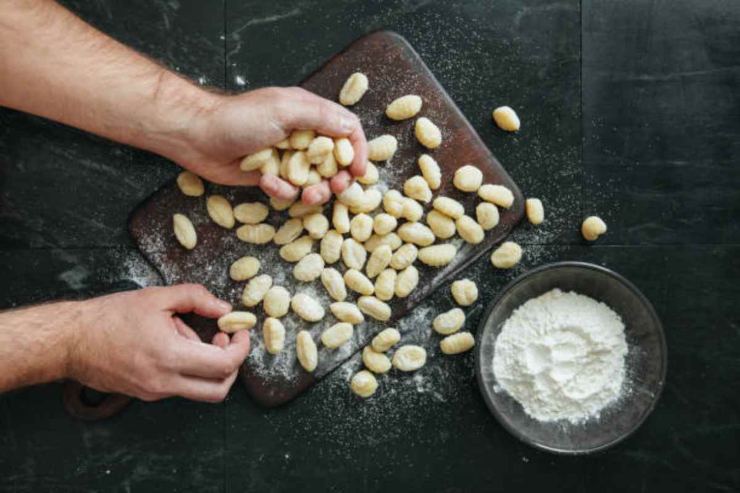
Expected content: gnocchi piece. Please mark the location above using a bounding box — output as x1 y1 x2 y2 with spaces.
394 265 419 298
451 279 478 306
321 322 354 349
330 302 364 325
492 106 520 132
357 296 391 322
339 72 369 106
365 244 393 278
374 268 397 301
358 161 379 185
241 274 273 307
317 152 339 178
288 202 322 218
240 147 274 172
401 197 424 222
414 117 442 149
453 165 483 193
263 318 285 354
305 168 322 186
320 229 343 264
279 150 293 179
426 210 456 239
403 175 432 203
373 213 397 236
398 222 435 247
293 253 325 282
526 198 545 225
383 190 406 218
440 332 475 355
432 197 465 219
390 243 418 270
321 267 347 302
338 182 364 208
476 202 500 230
385 94 422 120
176 171 204 197
417 154 441 190
289 129 315 150
362 346 391 374
291 293 325 322
236 223 276 244
350 370 378 398
217 311 256 333
364 233 402 253
456 215 485 244
274 218 304 245
371 328 401 353
490 241 522 268
303 213 329 239
260 152 280 176
270 196 294 211
344 269 375 296
341 238 367 270
286 150 310 186
306 136 335 164
207 195 235 229
279 235 314 262
172 213 197 250
229 256 260 281
349 188 382 214
433 308 465 335
332 202 351 234
478 184 514 208
418 244 457 267
392 345 427 372
350 213 373 242
296 330 318 372
582 216 607 241
275 138 291 150
233 202 269 225
367 135 398 161
334 137 354 166
263 286 291 318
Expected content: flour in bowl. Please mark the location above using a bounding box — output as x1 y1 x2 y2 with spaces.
493 289 627 424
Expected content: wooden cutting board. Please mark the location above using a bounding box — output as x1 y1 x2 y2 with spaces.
129 31 524 407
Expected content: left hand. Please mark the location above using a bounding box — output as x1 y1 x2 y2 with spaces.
176 86 368 205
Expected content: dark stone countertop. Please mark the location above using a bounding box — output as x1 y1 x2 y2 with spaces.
1 0 738 491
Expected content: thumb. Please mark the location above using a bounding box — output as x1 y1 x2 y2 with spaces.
153 284 231 318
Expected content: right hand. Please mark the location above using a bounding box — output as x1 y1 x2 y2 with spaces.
67 284 250 403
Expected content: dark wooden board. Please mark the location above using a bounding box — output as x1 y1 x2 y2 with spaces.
129 31 524 407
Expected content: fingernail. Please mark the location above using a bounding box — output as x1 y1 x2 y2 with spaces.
214 299 231 312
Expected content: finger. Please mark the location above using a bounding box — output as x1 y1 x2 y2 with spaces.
154 284 231 318
171 371 239 403
330 170 353 195
205 160 261 186
212 332 229 348
279 87 360 137
347 124 368 178
301 180 332 205
259 174 299 201
170 331 250 379
173 316 201 341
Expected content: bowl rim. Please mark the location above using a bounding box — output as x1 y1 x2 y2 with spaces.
474 260 667 455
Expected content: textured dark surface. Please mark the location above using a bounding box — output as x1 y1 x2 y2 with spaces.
1 0 739 492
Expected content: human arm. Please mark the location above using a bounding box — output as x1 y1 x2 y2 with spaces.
0 0 367 204
0 284 251 402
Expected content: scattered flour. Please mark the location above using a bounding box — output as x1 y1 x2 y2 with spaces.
493 289 628 424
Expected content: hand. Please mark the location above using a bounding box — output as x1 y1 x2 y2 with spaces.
68 284 250 403
178 86 368 205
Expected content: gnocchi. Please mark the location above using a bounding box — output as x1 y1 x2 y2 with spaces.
398 222 435 247
296 330 318 372
427 210 456 239
451 279 478 306
476 202 500 230
383 190 406 218
279 235 314 262
341 238 367 270
371 328 401 353
320 230 343 264
367 135 398 161
229 256 260 281
217 311 256 333
176 171 204 197
440 332 475 355
349 188 382 214
390 243 418 270
374 268 397 301
392 345 427 372
403 175 432 203
582 216 607 241
339 72 369 106
365 244 393 278
478 184 514 208
263 318 285 354
317 152 338 178
385 94 422 120
350 213 373 242
358 161 379 185
293 253 324 282
337 182 364 208
306 136 334 164
263 286 291 318
242 274 273 307
321 322 354 349
233 202 269 225
526 198 545 225
418 154 441 190
364 233 402 253
291 293 325 322
332 202 351 234
236 223 276 244
321 267 347 301
274 218 304 245
401 198 424 222
240 147 274 171
206 195 235 229
490 241 522 268
453 165 483 193
286 150 310 186
492 106 520 132
357 296 391 322
288 202 322 219
456 215 485 244
173 213 197 250
344 269 375 296
334 137 354 166
418 244 457 267
303 213 329 239
330 302 364 324
362 346 392 374
289 129 315 150
432 197 464 219
373 213 398 236
350 370 378 398
433 308 465 335
394 265 419 298
414 117 442 149
270 196 294 211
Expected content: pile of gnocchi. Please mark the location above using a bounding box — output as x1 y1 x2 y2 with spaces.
170 71 606 399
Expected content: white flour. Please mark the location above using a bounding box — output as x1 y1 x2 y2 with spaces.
493 289 628 424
